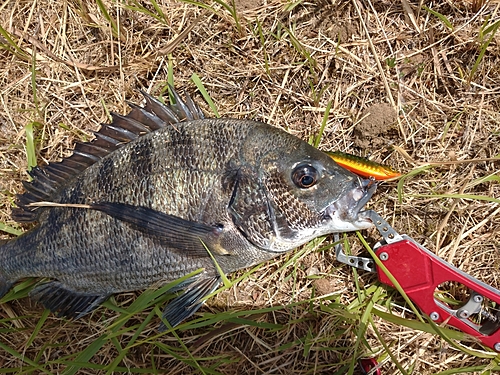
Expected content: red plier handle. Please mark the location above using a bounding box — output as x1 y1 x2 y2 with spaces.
336 210 500 351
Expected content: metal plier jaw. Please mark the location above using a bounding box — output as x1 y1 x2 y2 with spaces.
335 210 500 352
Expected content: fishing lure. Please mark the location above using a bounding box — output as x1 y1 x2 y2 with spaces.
326 151 401 180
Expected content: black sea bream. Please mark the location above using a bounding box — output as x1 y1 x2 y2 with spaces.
0 87 376 327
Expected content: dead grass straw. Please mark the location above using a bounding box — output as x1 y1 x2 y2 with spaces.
1 0 500 373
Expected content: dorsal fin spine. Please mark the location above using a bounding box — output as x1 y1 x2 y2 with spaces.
141 92 181 124
72 150 102 162
110 112 151 133
74 143 112 157
93 133 122 149
99 125 139 142
127 103 166 130
170 88 193 120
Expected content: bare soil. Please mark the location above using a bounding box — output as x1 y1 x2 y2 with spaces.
354 102 398 148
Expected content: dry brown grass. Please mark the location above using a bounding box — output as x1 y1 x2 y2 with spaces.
1 0 500 374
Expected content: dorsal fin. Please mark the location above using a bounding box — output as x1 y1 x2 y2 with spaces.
12 86 205 223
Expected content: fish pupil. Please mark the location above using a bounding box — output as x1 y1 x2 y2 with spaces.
301 175 314 186
292 164 318 188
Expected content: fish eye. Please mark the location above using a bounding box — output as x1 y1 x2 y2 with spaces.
292 164 319 188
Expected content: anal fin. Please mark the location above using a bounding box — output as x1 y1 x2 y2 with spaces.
31 281 109 319
159 276 222 330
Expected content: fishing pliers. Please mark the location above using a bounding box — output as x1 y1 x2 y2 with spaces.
336 210 500 352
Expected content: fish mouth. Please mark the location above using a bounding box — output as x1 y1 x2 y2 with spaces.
323 177 377 231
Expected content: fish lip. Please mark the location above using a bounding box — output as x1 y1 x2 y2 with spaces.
323 177 377 227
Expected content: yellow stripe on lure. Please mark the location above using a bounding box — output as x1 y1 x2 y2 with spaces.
326 151 401 180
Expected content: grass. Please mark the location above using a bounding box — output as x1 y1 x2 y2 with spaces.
191 73 220 118
0 0 500 374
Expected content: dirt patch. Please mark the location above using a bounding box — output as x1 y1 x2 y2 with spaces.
234 0 265 12
354 102 399 149
324 21 357 43
314 10 358 43
307 4 360 43
312 278 336 296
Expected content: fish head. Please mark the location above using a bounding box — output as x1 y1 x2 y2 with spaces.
232 126 377 253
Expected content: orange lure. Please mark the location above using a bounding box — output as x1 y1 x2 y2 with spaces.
326 151 401 180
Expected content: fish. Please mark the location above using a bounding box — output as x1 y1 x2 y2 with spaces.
0 86 377 328
326 151 401 180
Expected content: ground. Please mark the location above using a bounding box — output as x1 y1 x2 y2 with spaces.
0 0 499 374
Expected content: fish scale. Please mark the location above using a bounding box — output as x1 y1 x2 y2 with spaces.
0 86 377 327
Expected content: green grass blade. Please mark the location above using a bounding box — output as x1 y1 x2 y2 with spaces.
469 19 500 82
165 55 175 104
125 1 162 22
373 308 466 341
422 5 453 31
0 222 23 236
26 309 51 348
64 361 157 373
396 165 434 203
357 231 426 323
105 310 156 374
30 46 40 116
281 23 316 75
255 19 270 75
348 286 388 375
175 0 215 12
176 0 238 34
147 0 167 23
125 0 167 24
369 315 408 374
467 173 500 188
191 73 220 118
225 317 282 329
167 55 174 88
62 334 107 375
0 24 28 58
203 248 231 288
63 271 200 375
212 0 241 35
95 0 115 28
283 0 304 12
425 316 497 357
25 121 38 170
0 278 38 303
313 100 332 148
0 341 51 374
95 0 121 40
100 98 112 122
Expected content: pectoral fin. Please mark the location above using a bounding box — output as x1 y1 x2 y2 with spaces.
159 276 222 329
91 202 229 256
